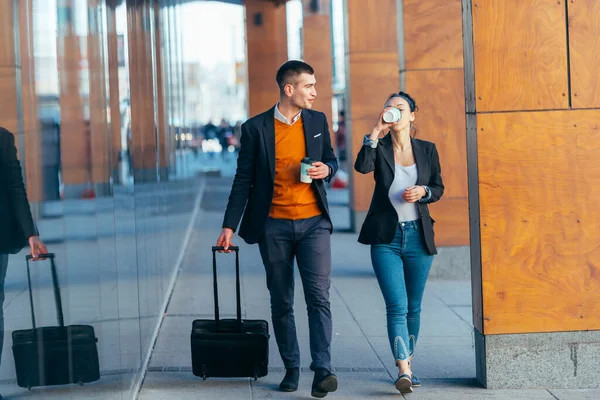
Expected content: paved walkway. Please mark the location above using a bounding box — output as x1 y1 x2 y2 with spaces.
136 178 598 400
0 153 597 399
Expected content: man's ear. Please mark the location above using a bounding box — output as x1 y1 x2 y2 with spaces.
284 83 293 97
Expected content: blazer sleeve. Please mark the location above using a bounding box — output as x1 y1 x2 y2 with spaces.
222 122 256 231
424 143 444 203
321 113 338 183
1 130 38 238
354 139 377 174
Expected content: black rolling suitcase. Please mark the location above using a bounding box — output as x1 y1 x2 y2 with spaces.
191 246 269 380
12 253 100 389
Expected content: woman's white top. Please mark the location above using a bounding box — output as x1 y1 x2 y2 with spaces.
388 163 419 222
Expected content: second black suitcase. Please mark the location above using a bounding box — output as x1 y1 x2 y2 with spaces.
12 254 100 389
191 246 269 380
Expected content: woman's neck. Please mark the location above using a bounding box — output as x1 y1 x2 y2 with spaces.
391 128 412 151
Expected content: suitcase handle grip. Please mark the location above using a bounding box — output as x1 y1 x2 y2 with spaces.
26 253 54 260
212 246 239 252
25 253 65 329
211 247 242 330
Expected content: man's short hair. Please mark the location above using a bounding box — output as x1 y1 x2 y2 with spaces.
276 60 314 92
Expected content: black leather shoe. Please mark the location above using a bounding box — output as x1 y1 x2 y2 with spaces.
412 374 421 387
311 368 338 398
279 368 300 392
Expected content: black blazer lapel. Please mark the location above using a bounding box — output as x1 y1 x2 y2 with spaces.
302 110 321 161
261 107 276 179
380 133 395 174
412 137 428 186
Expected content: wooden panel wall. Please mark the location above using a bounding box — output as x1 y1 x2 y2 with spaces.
346 0 399 213
478 111 600 334
402 0 468 246
465 0 600 334
245 0 287 118
568 0 600 109
472 0 569 112
302 0 333 143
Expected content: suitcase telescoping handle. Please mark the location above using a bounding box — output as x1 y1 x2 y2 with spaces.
25 253 65 329
211 246 242 331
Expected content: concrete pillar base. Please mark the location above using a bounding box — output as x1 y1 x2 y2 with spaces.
476 329 600 389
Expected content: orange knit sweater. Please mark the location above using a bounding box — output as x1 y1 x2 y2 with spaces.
269 117 322 220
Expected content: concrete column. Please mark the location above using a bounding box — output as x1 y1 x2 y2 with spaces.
302 0 334 148
345 0 400 231
88 0 112 196
245 0 287 117
56 0 92 198
400 0 468 246
106 4 123 182
0 0 43 203
126 0 161 182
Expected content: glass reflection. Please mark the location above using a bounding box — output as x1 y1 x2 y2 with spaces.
1 0 195 398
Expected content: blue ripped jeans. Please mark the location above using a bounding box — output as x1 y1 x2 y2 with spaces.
370 220 433 363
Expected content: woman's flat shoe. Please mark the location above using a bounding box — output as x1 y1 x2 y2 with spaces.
394 374 413 393
411 374 421 387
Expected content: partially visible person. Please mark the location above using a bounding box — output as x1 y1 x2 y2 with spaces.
1 126 48 399
354 92 444 394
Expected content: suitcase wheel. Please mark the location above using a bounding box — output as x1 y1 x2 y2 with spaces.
201 365 208 381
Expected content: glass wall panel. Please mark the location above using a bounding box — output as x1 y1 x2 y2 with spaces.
0 0 194 398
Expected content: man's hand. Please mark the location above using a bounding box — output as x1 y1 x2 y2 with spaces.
308 161 330 180
216 228 235 253
28 236 48 260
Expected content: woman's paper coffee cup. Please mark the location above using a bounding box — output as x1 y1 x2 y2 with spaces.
382 107 402 123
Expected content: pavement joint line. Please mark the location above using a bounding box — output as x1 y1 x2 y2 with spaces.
330 284 393 380
547 389 560 400
132 179 207 400
446 303 475 328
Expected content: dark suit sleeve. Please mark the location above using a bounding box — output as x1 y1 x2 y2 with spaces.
222 122 256 231
321 113 338 183
1 130 37 238
424 143 444 203
354 142 377 174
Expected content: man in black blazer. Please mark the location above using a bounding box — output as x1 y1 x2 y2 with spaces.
217 61 338 398
0 127 48 394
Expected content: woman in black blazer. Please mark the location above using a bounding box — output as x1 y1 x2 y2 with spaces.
354 92 444 394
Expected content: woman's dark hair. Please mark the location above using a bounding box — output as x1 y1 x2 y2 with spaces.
386 91 418 112
386 91 419 137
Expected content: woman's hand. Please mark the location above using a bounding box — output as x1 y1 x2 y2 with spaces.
369 108 395 141
403 186 427 203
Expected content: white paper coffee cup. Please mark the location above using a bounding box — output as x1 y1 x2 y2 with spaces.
300 157 314 183
382 107 402 123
